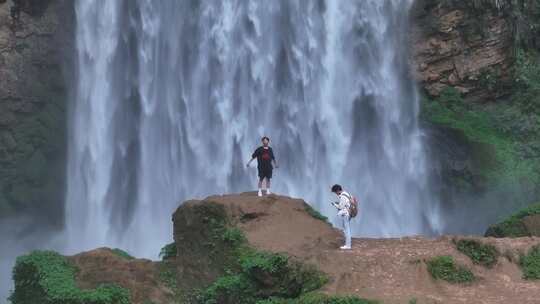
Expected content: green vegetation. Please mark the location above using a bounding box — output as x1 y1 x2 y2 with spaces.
222 227 247 246
159 242 177 260
304 204 329 223
10 250 130 304
455 239 499 267
111 248 134 260
485 202 540 237
421 48 540 199
197 242 329 304
520 245 540 279
408 299 417 304
422 86 538 187
426 256 475 284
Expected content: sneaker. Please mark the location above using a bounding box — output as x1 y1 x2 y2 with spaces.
258 190 263 197
266 189 271 195
340 245 351 250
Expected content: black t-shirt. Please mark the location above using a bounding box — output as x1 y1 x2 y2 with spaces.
252 146 275 169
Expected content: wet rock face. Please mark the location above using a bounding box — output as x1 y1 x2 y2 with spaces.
410 0 513 100
0 0 72 226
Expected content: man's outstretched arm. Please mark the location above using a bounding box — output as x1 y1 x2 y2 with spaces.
247 149 258 167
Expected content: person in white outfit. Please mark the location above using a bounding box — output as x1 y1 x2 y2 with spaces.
331 184 352 250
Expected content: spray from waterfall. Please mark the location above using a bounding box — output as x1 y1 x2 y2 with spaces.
67 0 441 258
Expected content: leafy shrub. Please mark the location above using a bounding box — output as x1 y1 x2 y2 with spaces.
10 250 130 304
520 245 540 279
198 275 257 304
159 242 177 260
111 248 134 260
199 248 328 304
239 251 289 275
222 227 247 246
455 239 499 267
304 204 329 223
426 256 475 284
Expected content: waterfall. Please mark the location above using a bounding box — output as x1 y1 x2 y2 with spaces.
67 0 441 258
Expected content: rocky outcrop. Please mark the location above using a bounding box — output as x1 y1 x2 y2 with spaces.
0 0 72 227
410 0 514 100
14 193 540 304
485 203 540 237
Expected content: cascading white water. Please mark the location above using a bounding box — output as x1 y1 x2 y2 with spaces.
67 0 441 258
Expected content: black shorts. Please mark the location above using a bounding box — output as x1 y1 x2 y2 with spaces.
258 167 272 180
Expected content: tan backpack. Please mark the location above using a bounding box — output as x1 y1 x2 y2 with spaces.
341 192 359 218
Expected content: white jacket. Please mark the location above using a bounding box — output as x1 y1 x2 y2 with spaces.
336 191 351 217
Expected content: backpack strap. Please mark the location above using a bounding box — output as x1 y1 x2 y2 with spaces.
340 192 352 206
340 192 352 200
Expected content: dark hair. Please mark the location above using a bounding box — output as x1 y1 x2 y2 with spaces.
331 184 342 193
261 136 270 142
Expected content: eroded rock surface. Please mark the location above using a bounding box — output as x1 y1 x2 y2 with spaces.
0 0 72 226
411 0 513 100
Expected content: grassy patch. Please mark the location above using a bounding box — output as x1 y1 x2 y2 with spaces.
159 242 177 260
455 239 499 267
304 204 329 223
520 245 540 280
485 202 540 237
427 256 475 284
111 248 134 260
10 250 130 304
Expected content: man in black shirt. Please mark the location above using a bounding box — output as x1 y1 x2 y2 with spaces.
246 136 278 196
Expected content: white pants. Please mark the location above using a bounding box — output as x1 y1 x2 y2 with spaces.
341 214 351 247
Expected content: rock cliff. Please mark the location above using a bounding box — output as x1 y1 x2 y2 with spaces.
411 0 515 100
0 0 72 227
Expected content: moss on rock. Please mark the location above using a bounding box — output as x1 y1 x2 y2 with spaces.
10 250 130 304
485 203 540 237
422 87 536 189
